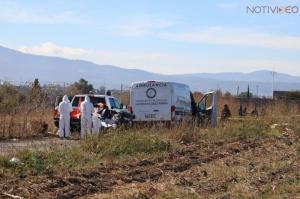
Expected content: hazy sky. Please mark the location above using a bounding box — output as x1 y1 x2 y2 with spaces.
1 0 300 75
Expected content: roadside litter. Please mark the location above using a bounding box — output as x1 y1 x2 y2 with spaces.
9 157 21 165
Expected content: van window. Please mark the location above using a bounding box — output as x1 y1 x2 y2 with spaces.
72 96 105 107
206 94 212 108
90 97 106 107
109 98 121 109
173 84 191 104
198 93 213 111
72 96 83 107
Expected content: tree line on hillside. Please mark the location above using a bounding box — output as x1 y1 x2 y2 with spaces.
0 78 97 112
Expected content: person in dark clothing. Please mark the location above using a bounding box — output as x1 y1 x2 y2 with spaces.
238 105 243 116
190 92 198 118
251 107 258 117
261 108 266 116
243 107 248 116
221 104 232 121
97 103 111 120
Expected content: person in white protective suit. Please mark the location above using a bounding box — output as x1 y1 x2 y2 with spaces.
80 96 94 138
58 95 72 139
92 103 101 135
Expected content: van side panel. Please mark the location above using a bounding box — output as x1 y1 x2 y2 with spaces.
131 82 172 121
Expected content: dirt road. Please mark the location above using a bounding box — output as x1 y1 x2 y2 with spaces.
0 132 298 198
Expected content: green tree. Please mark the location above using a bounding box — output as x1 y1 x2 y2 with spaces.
67 78 94 95
223 91 232 98
33 78 41 91
239 91 253 98
238 85 253 98
29 78 45 104
247 85 250 98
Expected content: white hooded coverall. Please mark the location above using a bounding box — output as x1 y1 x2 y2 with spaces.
80 96 94 138
58 95 72 138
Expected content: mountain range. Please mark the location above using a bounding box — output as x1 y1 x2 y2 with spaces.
0 45 300 96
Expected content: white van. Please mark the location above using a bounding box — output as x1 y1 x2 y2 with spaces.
130 81 192 122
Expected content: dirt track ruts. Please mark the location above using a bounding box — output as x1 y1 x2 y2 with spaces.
1 134 298 199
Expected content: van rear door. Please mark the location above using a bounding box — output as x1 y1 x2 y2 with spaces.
132 82 171 121
197 91 217 128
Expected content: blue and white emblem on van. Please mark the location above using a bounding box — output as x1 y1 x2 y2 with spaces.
146 88 156 98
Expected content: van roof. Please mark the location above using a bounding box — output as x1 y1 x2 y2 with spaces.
205 91 216 94
73 94 115 98
131 80 189 87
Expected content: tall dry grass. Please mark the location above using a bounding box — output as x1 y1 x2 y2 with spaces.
0 82 56 139
0 83 299 140
1 114 299 177
0 107 53 139
214 93 300 117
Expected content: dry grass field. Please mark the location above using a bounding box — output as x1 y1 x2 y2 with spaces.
0 85 299 198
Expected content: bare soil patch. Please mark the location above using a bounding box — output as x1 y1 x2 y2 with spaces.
0 131 298 199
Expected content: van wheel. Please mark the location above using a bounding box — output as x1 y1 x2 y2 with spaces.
124 120 134 129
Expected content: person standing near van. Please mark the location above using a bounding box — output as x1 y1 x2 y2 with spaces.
220 104 231 121
238 105 243 116
58 95 72 139
98 103 111 121
190 92 198 119
80 96 94 138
